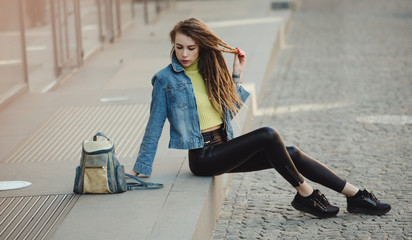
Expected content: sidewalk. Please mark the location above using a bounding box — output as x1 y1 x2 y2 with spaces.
0 1 294 239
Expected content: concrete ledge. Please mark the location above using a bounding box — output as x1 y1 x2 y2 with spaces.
150 163 231 240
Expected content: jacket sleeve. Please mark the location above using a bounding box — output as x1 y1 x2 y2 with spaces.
227 85 250 120
133 76 167 176
237 85 250 104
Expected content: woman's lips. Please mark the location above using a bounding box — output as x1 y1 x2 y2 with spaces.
181 60 190 64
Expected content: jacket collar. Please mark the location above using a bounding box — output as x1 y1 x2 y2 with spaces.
171 51 185 73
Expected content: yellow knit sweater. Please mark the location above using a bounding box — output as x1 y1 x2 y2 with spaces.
184 59 223 130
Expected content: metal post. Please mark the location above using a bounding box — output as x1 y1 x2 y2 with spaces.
106 0 114 42
96 0 104 42
50 0 61 76
74 0 83 66
115 0 121 37
18 0 29 85
155 0 160 14
144 0 148 24
63 0 70 61
57 0 64 68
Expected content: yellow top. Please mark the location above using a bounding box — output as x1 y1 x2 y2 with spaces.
184 59 223 130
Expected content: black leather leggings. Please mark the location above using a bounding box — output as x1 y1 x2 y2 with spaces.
188 126 346 193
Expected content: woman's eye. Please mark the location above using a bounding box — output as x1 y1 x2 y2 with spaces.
176 46 183 49
189 48 195 51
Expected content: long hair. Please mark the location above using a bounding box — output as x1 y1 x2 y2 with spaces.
169 17 243 119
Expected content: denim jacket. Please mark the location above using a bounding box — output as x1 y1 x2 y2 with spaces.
133 53 250 176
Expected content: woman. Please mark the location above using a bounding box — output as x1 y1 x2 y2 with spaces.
127 18 390 218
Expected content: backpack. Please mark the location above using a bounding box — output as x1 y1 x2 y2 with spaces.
73 132 162 194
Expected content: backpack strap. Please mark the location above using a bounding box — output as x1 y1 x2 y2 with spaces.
125 174 164 190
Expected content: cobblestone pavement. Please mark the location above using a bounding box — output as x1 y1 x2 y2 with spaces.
212 0 412 239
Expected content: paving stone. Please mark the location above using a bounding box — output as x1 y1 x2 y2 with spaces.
212 0 412 239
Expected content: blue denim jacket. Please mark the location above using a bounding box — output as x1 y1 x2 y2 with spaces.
133 53 250 176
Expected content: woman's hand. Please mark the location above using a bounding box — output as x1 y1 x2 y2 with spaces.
233 47 246 76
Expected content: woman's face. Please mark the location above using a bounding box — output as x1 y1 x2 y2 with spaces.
174 32 199 68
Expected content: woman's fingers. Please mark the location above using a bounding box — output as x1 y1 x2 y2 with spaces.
233 47 247 75
236 47 246 57
235 47 246 64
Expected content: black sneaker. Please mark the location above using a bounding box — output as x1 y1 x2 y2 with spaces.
347 189 391 215
291 189 339 218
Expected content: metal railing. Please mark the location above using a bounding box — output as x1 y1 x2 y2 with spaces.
0 0 174 107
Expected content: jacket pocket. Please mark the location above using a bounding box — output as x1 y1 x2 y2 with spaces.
166 85 188 108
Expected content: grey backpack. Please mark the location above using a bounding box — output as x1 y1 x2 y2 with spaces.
73 132 162 194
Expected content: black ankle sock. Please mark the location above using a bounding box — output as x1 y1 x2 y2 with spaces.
349 190 362 198
304 190 316 198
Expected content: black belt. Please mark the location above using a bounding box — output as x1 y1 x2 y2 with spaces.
201 125 226 147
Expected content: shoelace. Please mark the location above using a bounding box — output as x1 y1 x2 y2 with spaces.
312 191 330 210
362 191 379 203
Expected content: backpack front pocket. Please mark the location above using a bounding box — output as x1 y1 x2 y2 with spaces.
83 166 112 193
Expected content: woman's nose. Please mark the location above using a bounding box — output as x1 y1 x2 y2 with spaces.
182 49 188 57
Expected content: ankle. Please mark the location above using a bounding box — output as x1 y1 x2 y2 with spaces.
295 182 314 197
347 189 362 198
341 182 360 197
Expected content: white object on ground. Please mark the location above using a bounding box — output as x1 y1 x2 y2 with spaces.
0 181 32 191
